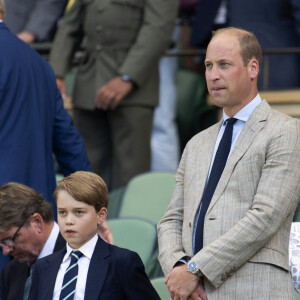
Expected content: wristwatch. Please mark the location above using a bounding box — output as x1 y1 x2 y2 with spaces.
121 74 134 84
120 74 137 88
187 261 203 278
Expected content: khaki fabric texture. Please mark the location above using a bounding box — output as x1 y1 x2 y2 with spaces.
158 100 300 299
49 0 180 110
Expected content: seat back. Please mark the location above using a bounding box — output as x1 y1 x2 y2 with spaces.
119 172 175 224
151 277 170 300
107 217 157 266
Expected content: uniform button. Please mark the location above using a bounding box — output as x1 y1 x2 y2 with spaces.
96 44 102 51
96 25 102 32
98 6 104 12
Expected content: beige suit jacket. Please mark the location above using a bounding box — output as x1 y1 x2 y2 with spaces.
158 100 300 299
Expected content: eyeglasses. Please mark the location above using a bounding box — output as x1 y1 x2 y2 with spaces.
0 221 25 248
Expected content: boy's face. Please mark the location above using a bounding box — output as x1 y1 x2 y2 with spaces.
57 190 107 249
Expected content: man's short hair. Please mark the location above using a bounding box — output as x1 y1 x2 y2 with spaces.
54 171 109 212
0 182 53 231
0 0 5 18
212 27 262 68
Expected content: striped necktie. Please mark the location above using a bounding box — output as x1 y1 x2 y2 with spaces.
194 118 237 253
59 250 83 300
23 264 34 300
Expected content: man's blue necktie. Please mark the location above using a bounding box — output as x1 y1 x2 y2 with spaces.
59 250 83 300
194 118 237 253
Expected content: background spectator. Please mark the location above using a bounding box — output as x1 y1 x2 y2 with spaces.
49 0 180 190
4 0 68 43
191 0 300 90
0 0 91 274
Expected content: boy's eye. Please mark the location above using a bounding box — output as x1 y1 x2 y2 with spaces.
76 211 84 215
58 211 66 216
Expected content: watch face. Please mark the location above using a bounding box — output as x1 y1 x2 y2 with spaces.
188 261 197 271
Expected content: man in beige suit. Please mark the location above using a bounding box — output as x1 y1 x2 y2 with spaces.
158 27 300 300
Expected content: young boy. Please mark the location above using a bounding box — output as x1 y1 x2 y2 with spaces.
29 171 160 300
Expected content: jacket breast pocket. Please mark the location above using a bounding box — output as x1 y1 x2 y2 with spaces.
109 0 144 31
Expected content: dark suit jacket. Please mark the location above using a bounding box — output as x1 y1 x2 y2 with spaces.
0 234 65 300
0 23 91 215
4 0 68 41
190 0 300 90
29 237 160 300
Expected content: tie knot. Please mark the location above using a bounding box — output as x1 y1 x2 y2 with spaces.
70 250 83 262
226 118 237 126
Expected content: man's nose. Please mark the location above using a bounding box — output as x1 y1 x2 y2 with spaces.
2 244 13 255
206 65 220 80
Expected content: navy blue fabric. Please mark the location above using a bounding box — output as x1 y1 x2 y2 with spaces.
195 118 237 253
0 22 91 216
29 237 160 300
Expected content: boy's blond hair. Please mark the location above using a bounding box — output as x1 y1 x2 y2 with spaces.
54 171 108 212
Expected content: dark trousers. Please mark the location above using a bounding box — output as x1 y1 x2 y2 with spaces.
73 106 154 190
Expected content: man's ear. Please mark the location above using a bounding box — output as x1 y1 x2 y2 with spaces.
97 207 108 225
30 213 44 233
248 58 259 80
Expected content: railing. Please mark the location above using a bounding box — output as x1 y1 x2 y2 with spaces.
32 43 300 117
32 43 300 91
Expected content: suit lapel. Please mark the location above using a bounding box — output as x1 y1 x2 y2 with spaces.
54 233 66 252
207 100 270 213
84 237 110 300
191 121 222 220
42 249 66 298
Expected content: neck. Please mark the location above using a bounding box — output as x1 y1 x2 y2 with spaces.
43 222 54 244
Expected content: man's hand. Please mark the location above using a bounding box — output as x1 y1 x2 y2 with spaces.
165 264 202 300
96 77 133 110
17 31 36 44
56 78 67 100
97 220 114 244
188 280 207 300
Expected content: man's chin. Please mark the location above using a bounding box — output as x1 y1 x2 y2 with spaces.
15 255 36 264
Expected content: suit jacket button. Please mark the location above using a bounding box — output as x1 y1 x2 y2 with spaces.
96 25 103 32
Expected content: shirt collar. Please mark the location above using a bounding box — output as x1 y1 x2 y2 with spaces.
64 234 98 262
223 93 262 124
38 222 60 259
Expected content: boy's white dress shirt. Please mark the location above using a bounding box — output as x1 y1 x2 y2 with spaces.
53 234 98 300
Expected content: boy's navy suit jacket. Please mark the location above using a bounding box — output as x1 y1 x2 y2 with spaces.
28 236 160 300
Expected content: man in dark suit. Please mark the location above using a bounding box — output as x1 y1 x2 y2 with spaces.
0 1 91 214
0 0 91 275
4 0 68 43
190 0 300 90
0 183 65 300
